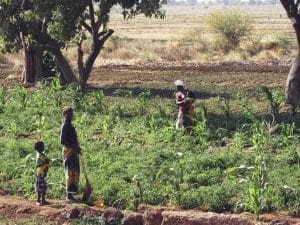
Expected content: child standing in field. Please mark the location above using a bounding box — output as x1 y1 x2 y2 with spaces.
35 141 50 206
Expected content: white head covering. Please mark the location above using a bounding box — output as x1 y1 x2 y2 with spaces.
175 80 184 87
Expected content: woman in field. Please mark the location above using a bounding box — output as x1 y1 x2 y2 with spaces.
60 106 81 202
175 80 196 133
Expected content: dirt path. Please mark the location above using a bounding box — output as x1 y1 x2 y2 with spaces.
0 193 299 225
0 195 59 221
0 190 104 224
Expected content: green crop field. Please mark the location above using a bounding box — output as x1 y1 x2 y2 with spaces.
0 3 299 224
0 67 299 220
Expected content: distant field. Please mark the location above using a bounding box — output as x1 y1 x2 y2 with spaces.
108 5 291 40
0 4 296 67
88 4 295 64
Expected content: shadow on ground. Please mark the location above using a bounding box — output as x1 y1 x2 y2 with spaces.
88 85 220 99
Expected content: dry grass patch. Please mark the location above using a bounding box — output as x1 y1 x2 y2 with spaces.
0 52 23 67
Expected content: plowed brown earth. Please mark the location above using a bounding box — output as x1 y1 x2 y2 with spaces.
88 61 290 89
0 61 290 90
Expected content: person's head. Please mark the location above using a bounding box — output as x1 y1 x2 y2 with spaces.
35 141 44 153
175 80 184 91
62 106 73 121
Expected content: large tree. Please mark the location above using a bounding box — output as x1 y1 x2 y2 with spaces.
70 0 166 89
0 0 87 84
0 0 166 88
280 0 300 106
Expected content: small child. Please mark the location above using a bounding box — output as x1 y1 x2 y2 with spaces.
35 141 50 206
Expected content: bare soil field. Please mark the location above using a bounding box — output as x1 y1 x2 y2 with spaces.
88 61 289 88
0 61 290 92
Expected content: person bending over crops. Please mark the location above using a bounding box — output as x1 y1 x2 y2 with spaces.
175 80 196 133
35 141 50 206
60 106 81 203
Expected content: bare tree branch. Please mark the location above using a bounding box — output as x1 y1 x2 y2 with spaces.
82 21 92 34
97 30 107 39
88 1 96 38
99 29 114 43
77 32 85 81
95 12 102 33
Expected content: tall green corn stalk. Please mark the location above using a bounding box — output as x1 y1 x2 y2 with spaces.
232 130 247 151
251 121 268 149
48 77 63 108
36 112 45 139
194 105 209 150
110 103 125 119
15 85 28 109
162 123 176 142
102 115 114 136
261 87 284 122
33 90 45 111
155 152 185 206
278 123 296 148
137 90 150 115
247 120 269 220
72 88 85 110
91 91 105 112
218 95 231 131
247 151 268 220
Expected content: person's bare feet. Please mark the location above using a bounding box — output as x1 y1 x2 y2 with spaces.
41 200 50 205
66 196 79 203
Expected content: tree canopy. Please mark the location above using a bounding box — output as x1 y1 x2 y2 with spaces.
0 0 87 52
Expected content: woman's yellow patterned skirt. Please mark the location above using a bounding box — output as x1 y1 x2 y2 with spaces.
62 146 80 194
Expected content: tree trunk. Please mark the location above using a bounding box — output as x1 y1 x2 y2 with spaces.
78 29 114 89
285 55 300 105
285 23 300 106
78 40 103 90
22 47 43 85
51 48 78 84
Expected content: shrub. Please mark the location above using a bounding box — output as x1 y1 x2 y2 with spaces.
206 9 253 50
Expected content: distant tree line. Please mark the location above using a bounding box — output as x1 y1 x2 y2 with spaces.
167 0 197 6
167 0 280 6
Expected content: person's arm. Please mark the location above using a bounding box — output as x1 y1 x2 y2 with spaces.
44 157 50 173
176 99 186 105
176 93 186 105
186 91 195 104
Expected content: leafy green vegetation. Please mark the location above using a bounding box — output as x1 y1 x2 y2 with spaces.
0 79 299 219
